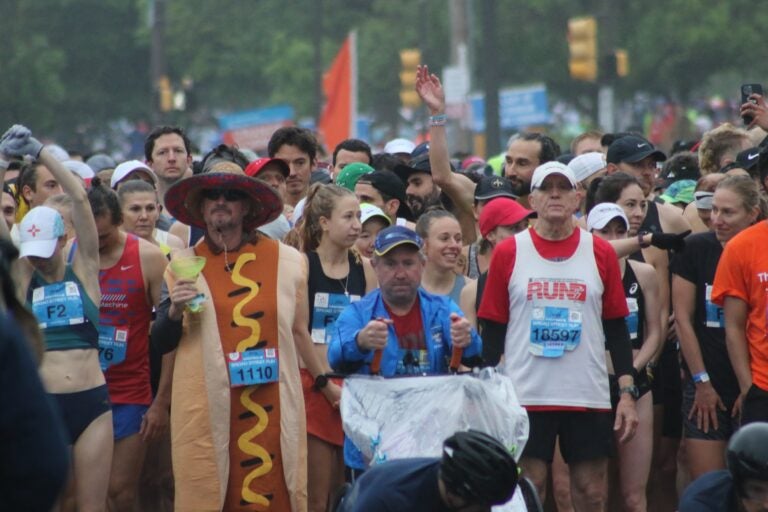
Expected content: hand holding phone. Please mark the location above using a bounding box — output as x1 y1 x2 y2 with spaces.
741 83 763 125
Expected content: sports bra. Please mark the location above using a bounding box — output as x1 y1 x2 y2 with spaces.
26 265 99 351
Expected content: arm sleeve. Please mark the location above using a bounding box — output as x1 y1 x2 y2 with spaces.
603 317 634 377
481 320 507 366
150 285 183 355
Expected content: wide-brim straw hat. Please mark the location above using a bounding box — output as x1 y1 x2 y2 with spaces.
164 163 282 232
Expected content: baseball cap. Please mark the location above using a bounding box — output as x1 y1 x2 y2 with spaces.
586 203 629 231
732 147 761 172
568 152 606 182
85 154 117 173
360 203 392 226
411 141 430 158
474 176 517 201
310 168 333 185
335 162 374 191
606 135 667 165
111 160 157 189
244 157 290 178
393 152 432 183
19 206 66 258
63 160 95 180
478 198 534 238
659 179 696 205
530 161 578 190
359 170 413 221
383 138 416 155
374 225 423 256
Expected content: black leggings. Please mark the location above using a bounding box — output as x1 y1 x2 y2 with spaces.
51 385 111 444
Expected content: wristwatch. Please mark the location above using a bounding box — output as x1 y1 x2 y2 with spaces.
638 231 651 249
693 371 711 384
619 385 639 400
313 373 329 391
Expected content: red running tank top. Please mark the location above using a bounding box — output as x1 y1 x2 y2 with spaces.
100 234 153 405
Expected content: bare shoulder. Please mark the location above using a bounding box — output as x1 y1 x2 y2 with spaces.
658 202 691 233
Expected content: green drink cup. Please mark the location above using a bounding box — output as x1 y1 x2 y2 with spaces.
170 256 207 313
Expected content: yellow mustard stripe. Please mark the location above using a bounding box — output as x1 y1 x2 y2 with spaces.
231 253 272 506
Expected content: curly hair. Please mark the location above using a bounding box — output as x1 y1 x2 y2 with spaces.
698 123 749 175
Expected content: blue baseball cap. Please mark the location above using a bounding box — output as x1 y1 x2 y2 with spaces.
374 225 423 256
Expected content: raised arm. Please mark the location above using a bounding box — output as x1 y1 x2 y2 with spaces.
416 65 477 244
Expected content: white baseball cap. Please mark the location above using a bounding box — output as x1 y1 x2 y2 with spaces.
63 160 95 180
360 203 391 226
568 152 606 182
110 160 157 189
531 161 579 190
384 138 416 155
19 206 66 258
587 203 629 231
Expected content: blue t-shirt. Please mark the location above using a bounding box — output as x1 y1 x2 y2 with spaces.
679 470 738 512
340 458 448 512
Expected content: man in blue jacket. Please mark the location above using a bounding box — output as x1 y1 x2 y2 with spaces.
328 225 482 478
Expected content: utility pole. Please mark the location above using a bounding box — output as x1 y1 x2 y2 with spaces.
481 0 500 156
313 0 324 125
597 0 617 132
448 0 471 152
150 0 167 124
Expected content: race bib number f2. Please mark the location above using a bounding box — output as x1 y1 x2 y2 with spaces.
32 281 85 329
228 349 279 387
529 306 582 358
97 325 128 371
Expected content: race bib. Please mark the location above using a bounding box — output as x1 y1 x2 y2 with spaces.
228 349 279 387
311 292 359 344
530 306 582 358
626 297 639 340
31 281 85 329
98 325 128 370
705 284 725 328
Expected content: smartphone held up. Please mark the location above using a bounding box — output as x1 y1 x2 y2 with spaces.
741 83 763 125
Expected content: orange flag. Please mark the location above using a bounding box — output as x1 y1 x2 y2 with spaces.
319 32 357 151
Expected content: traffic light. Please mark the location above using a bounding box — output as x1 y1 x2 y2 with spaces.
158 75 173 112
567 16 597 82
399 49 421 108
615 49 629 78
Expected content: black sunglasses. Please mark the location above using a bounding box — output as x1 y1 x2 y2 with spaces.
201 189 248 202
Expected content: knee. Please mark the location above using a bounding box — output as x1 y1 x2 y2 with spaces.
572 480 606 507
622 489 647 512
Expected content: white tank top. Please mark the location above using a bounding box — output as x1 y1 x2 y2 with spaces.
503 228 610 408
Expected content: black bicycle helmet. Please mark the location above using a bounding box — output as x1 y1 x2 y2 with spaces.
727 422 768 496
440 430 518 506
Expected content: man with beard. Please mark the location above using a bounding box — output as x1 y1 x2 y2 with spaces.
605 135 690 235
504 132 561 208
393 151 479 244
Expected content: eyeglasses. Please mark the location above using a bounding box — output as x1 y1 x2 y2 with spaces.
201 189 248 202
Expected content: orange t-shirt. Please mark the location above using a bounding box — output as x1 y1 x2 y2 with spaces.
711 221 768 391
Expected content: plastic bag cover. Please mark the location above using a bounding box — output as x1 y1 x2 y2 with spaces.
341 368 529 467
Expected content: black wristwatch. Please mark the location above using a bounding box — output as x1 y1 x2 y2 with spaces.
313 373 329 391
619 385 639 400
638 231 651 249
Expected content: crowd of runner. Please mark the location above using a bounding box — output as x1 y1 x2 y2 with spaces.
5 65 768 512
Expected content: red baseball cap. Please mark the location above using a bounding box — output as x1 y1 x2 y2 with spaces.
478 197 534 238
244 157 290 178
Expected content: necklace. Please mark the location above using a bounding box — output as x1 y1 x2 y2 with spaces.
338 274 349 297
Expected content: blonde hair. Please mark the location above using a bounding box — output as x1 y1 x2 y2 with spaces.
698 123 750 175
716 175 767 221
